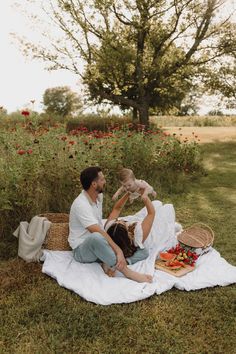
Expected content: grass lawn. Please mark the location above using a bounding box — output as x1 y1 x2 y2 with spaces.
1 142 236 354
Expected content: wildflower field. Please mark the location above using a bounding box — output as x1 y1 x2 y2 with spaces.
0 114 202 246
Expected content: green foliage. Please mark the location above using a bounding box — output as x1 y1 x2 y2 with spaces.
208 110 224 116
0 123 202 240
22 0 236 125
66 114 131 132
43 86 83 118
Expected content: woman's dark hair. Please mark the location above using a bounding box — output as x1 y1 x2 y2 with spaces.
80 166 102 190
107 223 137 258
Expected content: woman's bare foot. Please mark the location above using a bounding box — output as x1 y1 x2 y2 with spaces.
101 263 116 277
121 266 153 283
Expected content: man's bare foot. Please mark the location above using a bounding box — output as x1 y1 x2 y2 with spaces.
101 263 116 277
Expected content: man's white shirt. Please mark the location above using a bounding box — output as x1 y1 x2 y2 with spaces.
68 190 103 249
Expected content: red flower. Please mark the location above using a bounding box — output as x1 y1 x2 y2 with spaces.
21 110 30 116
61 136 67 141
17 149 26 155
27 149 33 154
68 141 76 145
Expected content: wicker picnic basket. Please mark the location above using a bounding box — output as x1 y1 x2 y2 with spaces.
177 223 214 249
40 213 71 251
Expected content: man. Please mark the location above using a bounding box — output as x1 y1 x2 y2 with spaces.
69 166 127 272
69 166 153 283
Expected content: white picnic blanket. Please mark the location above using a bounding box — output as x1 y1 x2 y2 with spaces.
41 201 236 305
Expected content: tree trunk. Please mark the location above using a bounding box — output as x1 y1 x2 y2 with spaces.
138 104 149 126
132 107 138 122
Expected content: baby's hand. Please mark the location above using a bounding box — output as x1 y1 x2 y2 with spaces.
112 194 118 201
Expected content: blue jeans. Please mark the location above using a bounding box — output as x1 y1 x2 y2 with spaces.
73 232 149 267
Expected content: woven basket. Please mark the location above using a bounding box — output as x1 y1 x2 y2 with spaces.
39 213 69 223
40 213 71 251
177 223 214 249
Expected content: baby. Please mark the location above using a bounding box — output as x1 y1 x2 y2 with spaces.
112 168 157 203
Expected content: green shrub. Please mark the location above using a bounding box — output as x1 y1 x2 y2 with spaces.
66 114 132 132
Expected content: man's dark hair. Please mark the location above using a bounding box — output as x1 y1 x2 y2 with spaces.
80 166 102 190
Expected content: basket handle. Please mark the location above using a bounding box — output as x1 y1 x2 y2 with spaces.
191 222 215 248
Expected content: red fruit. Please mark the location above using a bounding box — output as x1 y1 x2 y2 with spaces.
168 265 181 270
17 149 26 155
159 252 176 261
187 250 192 257
172 260 185 267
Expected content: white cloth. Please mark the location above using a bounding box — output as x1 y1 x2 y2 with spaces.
13 216 51 262
68 191 103 249
41 201 236 305
105 219 144 249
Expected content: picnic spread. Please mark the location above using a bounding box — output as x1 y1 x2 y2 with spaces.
14 201 236 305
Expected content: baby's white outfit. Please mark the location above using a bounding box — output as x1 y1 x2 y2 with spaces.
128 179 154 202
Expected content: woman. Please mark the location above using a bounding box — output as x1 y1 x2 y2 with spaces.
103 191 155 283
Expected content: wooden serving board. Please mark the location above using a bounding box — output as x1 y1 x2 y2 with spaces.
155 260 195 277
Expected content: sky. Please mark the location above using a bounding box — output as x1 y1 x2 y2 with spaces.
0 0 235 114
0 1 80 113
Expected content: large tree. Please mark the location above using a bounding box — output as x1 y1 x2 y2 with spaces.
19 0 236 125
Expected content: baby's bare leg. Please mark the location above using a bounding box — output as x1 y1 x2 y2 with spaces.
152 190 157 197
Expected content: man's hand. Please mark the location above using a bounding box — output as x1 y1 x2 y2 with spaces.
115 248 127 271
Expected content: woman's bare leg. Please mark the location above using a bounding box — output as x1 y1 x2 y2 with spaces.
120 265 153 283
101 263 152 283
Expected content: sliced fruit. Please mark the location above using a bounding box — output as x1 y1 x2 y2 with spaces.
165 264 182 270
159 252 176 261
172 260 185 267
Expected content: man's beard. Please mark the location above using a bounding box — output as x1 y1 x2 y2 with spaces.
96 186 104 193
